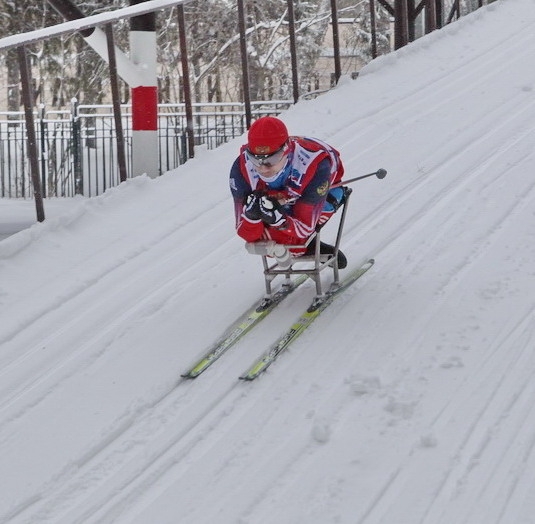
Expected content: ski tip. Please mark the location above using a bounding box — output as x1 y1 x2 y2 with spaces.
181 371 200 379
353 258 374 271
239 369 264 381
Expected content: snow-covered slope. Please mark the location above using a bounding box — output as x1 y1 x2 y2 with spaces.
1 1 535 522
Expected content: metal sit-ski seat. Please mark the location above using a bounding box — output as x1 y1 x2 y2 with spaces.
245 187 353 301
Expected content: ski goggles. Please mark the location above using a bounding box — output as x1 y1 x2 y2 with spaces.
246 143 288 168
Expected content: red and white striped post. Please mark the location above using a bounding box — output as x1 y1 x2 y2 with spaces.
48 0 161 178
129 0 159 178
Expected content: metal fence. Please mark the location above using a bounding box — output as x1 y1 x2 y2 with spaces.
0 99 292 198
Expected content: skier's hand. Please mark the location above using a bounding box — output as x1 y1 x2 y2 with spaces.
243 191 263 221
259 196 287 228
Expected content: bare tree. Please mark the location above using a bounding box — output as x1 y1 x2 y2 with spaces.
1 0 392 109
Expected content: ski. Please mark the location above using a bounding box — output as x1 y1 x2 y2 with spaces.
181 274 309 378
239 259 375 381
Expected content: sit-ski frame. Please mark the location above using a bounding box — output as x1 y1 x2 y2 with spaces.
247 187 353 301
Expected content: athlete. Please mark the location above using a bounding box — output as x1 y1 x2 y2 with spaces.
229 116 347 267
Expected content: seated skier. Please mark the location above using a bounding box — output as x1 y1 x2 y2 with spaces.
229 116 348 268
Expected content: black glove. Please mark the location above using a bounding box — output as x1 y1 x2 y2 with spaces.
243 191 263 221
259 195 286 227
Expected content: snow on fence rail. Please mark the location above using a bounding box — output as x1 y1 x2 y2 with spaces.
0 100 292 198
0 0 191 53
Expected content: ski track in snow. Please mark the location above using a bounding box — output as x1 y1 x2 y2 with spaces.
0 212 233 416
2 1 535 523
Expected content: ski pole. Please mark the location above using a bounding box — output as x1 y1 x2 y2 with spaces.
332 168 387 188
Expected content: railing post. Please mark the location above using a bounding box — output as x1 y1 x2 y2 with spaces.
105 24 128 183
237 0 252 128
177 4 195 158
71 98 83 195
435 0 443 28
39 104 48 196
287 0 299 103
17 45 45 221
330 0 342 85
370 0 378 59
394 0 409 49
425 0 437 34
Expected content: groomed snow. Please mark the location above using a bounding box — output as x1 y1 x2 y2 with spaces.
1 0 535 522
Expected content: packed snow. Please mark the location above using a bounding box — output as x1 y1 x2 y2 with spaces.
1 0 535 522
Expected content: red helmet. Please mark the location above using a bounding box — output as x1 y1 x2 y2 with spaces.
247 117 289 155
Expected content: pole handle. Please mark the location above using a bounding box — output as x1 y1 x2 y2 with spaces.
332 168 387 188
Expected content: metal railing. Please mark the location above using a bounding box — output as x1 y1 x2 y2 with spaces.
0 99 292 198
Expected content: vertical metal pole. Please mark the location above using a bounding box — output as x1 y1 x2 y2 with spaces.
369 0 378 59
105 24 128 184
330 0 342 84
71 98 83 195
17 45 45 222
394 0 409 49
39 104 47 193
408 0 415 42
287 0 299 103
237 0 252 128
435 0 443 28
177 4 195 158
425 0 437 33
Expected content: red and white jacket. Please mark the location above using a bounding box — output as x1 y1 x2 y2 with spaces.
229 136 344 250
